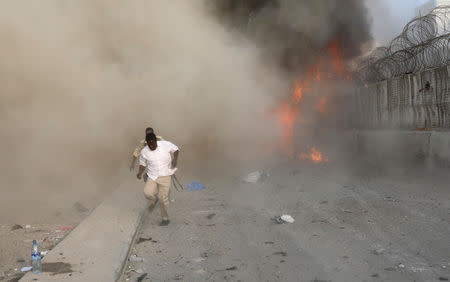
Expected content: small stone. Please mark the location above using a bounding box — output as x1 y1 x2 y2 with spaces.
373 248 385 255
371 273 379 278
25 225 31 229
398 264 405 268
439 277 449 281
128 254 144 262
11 224 23 231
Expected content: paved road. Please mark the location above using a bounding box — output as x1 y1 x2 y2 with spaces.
121 160 450 282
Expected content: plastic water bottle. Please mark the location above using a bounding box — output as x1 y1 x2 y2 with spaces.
31 240 42 274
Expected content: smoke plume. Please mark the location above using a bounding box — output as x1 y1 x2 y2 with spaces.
211 0 373 71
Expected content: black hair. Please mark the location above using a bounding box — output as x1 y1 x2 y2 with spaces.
145 127 154 133
145 132 157 142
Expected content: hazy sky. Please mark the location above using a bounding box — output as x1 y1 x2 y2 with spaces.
367 0 426 45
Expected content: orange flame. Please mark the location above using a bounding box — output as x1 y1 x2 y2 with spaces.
300 147 330 164
276 102 299 156
275 39 348 157
316 96 328 115
328 40 344 75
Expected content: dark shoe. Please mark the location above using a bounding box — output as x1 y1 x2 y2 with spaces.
159 220 170 226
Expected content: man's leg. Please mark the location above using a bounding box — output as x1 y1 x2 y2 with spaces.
156 176 171 222
143 177 158 212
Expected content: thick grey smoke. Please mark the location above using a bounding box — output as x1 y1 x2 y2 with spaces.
211 0 373 70
0 0 286 223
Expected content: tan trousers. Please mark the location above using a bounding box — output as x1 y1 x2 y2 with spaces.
143 175 171 220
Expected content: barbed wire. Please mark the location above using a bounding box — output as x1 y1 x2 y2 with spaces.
356 6 450 83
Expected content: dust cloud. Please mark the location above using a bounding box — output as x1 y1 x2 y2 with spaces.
0 0 286 223
0 0 374 224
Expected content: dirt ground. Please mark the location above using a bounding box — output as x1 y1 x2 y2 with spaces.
121 159 450 282
0 168 127 281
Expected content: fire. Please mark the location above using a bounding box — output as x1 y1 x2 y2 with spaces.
274 38 348 157
328 40 344 75
316 96 328 115
300 147 330 164
293 80 304 103
276 102 299 156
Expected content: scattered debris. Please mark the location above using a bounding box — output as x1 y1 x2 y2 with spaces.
174 274 184 280
280 215 295 223
272 214 295 224
383 196 399 202
129 254 144 262
398 264 405 268
439 277 449 281
137 273 147 282
226 266 238 271
273 251 287 257
21 266 32 272
41 251 49 257
135 268 145 274
11 224 23 231
206 213 216 219
136 237 152 244
60 226 72 232
372 247 385 255
186 181 205 191
200 252 208 258
242 171 269 183
410 266 426 272
73 202 89 213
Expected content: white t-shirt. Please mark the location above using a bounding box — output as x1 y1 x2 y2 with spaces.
139 140 179 181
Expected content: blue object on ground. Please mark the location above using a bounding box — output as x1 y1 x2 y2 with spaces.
186 181 204 191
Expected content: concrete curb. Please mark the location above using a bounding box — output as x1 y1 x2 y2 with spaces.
20 178 146 282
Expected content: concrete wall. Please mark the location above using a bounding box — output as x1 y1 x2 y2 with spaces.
355 65 450 129
354 65 450 165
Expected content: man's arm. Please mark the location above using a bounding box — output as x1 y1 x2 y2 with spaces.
171 150 179 168
136 165 146 179
130 140 147 171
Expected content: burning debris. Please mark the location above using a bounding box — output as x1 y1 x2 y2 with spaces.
300 147 330 164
